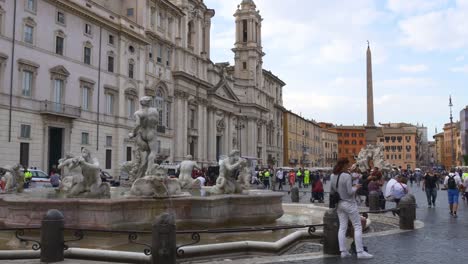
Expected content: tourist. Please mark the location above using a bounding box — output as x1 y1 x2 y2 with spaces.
330 158 373 259
422 171 439 208
463 174 468 203
310 176 324 203
288 169 296 187
276 168 284 190
50 171 60 188
304 169 310 188
390 177 408 206
444 171 462 218
296 168 303 188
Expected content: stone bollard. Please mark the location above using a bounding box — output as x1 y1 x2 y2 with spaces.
152 213 176 264
40 209 65 263
290 186 300 203
322 209 340 255
368 191 380 211
398 194 416 230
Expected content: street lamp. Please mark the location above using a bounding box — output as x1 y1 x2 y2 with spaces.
449 95 455 168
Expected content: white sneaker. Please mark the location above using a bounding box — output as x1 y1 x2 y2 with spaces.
341 251 352 258
357 251 374 259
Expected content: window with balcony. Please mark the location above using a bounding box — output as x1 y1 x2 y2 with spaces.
126 97 136 118
22 70 33 97
105 92 115 115
107 55 114 73
128 59 134 79
81 86 91 110
83 42 92 65
153 87 170 129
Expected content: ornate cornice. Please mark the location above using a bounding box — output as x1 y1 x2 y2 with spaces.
174 89 189 99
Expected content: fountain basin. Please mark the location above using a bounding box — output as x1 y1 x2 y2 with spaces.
0 188 283 230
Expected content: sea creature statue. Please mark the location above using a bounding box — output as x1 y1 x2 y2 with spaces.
355 143 391 173
0 164 23 193
209 150 244 195
130 164 181 197
237 158 251 190
57 148 110 198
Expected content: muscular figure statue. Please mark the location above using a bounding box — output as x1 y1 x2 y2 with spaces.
58 148 110 198
209 150 244 195
128 96 159 177
178 155 201 189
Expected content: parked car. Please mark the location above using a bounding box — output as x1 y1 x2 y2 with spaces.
23 169 52 188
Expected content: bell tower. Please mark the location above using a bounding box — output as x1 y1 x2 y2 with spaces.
233 0 264 84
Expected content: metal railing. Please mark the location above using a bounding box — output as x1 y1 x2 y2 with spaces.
39 100 81 118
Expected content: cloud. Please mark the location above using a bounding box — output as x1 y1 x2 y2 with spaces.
456 55 465 61
398 1 468 51
387 0 449 15
398 64 428 73
450 65 468 73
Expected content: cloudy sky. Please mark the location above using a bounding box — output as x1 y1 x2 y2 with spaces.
205 0 468 139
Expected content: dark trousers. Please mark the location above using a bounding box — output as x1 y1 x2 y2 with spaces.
425 188 437 205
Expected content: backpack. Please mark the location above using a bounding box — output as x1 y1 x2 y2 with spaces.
329 173 342 209
447 176 457 190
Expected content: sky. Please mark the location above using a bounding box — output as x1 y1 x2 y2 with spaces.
204 0 468 140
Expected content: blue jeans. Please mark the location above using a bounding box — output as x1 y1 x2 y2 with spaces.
425 188 437 205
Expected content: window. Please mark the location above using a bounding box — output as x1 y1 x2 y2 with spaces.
187 21 194 47
26 0 36 13
56 36 64 55
84 46 91 64
105 149 112 169
157 44 162 63
81 132 89 145
128 61 134 79
24 25 33 44
242 19 248 42
243 62 247 70
105 92 114 115
82 86 90 110
108 34 114 45
56 11 65 25
20 124 31 138
127 8 134 17
150 8 156 28
127 97 135 118
22 70 33 96
53 79 64 104
107 56 114 72
166 48 170 66
84 23 92 35
189 109 196 129
106 136 112 147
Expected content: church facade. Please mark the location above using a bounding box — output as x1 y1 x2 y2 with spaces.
0 0 284 176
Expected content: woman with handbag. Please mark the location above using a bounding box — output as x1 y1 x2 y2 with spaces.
330 158 373 259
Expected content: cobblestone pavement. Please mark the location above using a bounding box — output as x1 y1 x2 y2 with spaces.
258 182 468 264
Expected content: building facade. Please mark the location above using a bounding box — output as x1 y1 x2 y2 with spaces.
443 122 461 168
318 122 338 167
428 141 436 167
0 0 285 176
461 106 468 165
283 111 321 168
378 123 417 170
336 126 366 163
433 132 444 168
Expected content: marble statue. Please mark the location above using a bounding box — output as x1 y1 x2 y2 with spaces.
177 155 201 189
0 164 24 193
355 143 391 173
130 164 181 197
58 148 110 198
237 158 251 190
127 96 160 180
209 150 244 195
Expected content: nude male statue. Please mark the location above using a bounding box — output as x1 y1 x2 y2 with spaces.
178 155 201 189
128 96 160 177
210 150 244 195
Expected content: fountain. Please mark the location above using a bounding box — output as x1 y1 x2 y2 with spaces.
0 96 283 230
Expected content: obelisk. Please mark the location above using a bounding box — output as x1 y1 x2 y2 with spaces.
365 41 377 145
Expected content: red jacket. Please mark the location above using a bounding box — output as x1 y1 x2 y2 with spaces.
312 180 324 193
